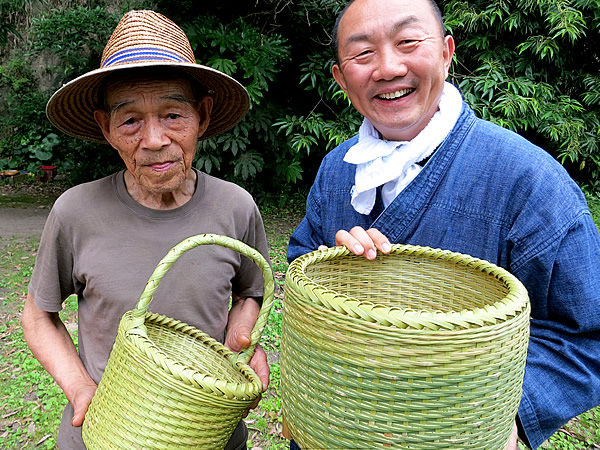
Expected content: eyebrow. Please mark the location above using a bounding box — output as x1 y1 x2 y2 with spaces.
108 94 195 115
345 16 420 46
160 93 196 106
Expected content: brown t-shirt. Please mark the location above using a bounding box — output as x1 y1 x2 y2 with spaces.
29 170 269 449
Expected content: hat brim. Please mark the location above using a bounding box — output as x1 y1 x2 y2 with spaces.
46 61 250 144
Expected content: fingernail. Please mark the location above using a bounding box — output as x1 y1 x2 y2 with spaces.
382 242 392 252
367 249 376 259
354 244 364 254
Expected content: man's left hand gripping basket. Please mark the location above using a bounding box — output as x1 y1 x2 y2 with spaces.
81 234 274 449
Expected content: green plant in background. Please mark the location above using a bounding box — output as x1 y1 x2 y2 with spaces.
0 238 66 449
0 2 151 183
0 55 57 173
184 14 295 200
2 0 599 197
0 0 33 48
29 6 120 84
445 0 600 192
272 0 362 155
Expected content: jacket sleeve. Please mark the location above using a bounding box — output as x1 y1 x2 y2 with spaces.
514 212 600 448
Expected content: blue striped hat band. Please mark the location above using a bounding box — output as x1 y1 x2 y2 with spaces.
102 47 189 68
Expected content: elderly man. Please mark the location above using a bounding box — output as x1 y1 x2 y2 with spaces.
288 0 600 448
22 10 269 450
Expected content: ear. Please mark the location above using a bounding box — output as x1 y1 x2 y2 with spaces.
93 110 117 148
196 95 214 139
442 35 455 78
332 64 348 94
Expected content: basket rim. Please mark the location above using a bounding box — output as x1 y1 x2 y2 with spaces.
114 233 274 399
286 244 529 331
121 310 264 400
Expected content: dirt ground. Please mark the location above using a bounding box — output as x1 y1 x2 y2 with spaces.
0 207 50 239
0 182 65 241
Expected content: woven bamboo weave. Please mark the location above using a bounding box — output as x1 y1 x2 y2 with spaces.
282 244 530 449
82 234 274 449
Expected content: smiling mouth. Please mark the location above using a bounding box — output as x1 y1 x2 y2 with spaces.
376 88 415 100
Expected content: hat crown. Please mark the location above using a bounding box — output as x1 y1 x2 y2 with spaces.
101 10 196 69
46 9 249 144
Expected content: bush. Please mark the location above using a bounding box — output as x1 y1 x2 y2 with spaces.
1 0 599 197
180 1 360 203
0 54 57 173
445 0 600 191
0 5 123 180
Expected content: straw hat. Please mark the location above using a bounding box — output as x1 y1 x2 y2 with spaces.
46 10 250 144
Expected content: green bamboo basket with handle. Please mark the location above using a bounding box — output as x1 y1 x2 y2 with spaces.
282 244 530 449
82 234 274 449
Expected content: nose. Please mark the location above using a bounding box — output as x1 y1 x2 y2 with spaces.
140 117 170 150
373 46 408 81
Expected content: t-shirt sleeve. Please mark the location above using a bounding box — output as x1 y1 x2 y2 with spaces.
232 199 270 300
28 206 76 312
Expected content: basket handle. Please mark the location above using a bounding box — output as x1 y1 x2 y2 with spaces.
128 233 275 366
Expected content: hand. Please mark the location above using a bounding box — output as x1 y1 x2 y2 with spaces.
334 226 392 260
225 296 261 353
224 322 252 352
506 420 519 450
243 344 270 417
225 296 270 417
225 324 270 390
70 381 97 427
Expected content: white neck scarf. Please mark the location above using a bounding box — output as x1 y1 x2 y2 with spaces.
344 82 463 215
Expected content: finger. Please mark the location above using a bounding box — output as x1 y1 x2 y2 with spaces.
506 421 519 450
71 385 96 427
317 245 328 251
237 332 251 350
224 326 252 352
249 345 270 391
335 228 366 257
366 228 392 254
336 226 378 260
72 409 85 427
242 395 262 418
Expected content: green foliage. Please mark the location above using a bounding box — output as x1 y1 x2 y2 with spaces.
160 0 361 201
0 55 58 173
1 0 600 198
446 0 600 190
0 6 126 182
29 6 120 83
184 14 295 196
271 0 363 169
0 0 31 47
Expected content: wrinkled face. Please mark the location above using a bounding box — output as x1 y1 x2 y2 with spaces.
332 0 454 141
94 77 212 194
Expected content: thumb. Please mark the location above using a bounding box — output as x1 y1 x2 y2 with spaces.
71 401 91 427
226 326 252 352
236 329 252 350
72 409 85 427
70 383 96 427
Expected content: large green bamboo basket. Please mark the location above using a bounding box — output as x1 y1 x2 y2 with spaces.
282 244 530 449
82 234 274 449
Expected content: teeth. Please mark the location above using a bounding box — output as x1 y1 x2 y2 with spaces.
378 89 413 100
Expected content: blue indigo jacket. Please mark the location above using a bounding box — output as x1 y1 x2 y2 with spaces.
288 103 600 449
